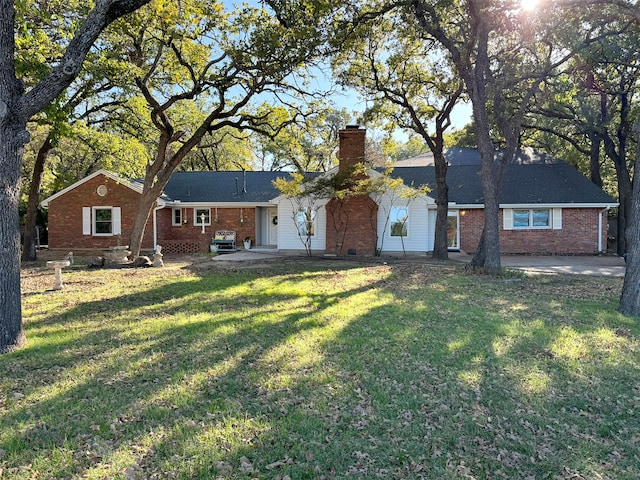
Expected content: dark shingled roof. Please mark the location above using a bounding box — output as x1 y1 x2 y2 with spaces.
163 171 294 203
160 151 615 206
389 163 616 205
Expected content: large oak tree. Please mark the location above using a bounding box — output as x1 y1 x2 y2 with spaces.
102 1 333 257
0 0 150 353
409 0 580 274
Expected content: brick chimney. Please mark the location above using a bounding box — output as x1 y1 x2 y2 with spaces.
338 125 366 175
326 125 378 256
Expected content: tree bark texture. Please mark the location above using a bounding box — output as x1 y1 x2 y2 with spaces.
127 189 157 257
616 172 632 256
619 123 640 316
432 153 449 260
619 187 640 315
602 111 632 255
1 0 26 352
0 122 27 353
127 133 180 257
465 15 503 275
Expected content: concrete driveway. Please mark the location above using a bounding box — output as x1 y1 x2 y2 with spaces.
499 255 626 277
212 249 627 277
448 252 626 277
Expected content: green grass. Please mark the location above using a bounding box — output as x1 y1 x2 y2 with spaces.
2 258 639 479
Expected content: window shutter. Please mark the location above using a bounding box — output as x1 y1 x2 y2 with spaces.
82 207 91 235
503 209 513 230
113 207 122 235
552 208 562 230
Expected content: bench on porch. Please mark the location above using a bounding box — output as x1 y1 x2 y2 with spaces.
212 230 237 252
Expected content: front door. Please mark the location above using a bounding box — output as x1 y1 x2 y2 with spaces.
447 211 460 250
269 210 278 246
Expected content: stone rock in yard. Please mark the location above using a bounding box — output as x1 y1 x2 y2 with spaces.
133 256 152 268
88 256 105 268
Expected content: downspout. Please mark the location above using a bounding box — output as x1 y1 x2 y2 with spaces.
153 202 165 252
598 207 610 253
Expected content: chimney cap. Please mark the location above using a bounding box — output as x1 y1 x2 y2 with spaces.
345 124 361 130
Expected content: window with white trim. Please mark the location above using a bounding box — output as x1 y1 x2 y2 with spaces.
390 206 408 237
194 208 210 226
513 209 549 228
83 206 122 236
172 208 182 226
295 207 315 236
504 208 562 230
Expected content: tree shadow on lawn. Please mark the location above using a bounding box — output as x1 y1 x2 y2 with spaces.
3 263 390 478
4 265 638 479
275 269 639 479
103 266 634 480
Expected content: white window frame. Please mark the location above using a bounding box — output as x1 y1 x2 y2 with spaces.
87 206 121 236
503 208 562 230
172 208 182 226
389 206 409 237
194 208 211 226
295 207 315 237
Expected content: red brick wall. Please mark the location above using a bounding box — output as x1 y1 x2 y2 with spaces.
325 126 378 256
326 196 378 256
459 208 607 254
156 206 256 254
47 174 154 251
459 209 484 254
338 127 366 175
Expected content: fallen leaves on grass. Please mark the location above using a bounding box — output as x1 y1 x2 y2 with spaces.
5 258 638 479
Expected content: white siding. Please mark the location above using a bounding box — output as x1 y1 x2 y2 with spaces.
274 190 436 254
376 195 431 254
276 198 328 252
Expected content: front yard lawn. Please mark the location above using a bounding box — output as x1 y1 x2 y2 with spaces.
2 258 638 479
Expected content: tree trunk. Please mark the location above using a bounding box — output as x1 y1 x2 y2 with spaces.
619 123 640 316
463 8 503 275
477 158 502 275
1 0 151 353
604 132 632 256
21 134 53 262
432 151 449 260
128 187 160 257
588 134 603 188
0 120 27 353
619 183 640 315
468 105 503 274
468 228 487 269
0 0 26 352
615 170 632 256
